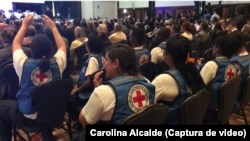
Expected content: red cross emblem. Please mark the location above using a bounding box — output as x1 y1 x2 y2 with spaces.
227 68 235 79
133 90 146 108
31 67 52 86
139 55 149 65
224 64 236 81
36 72 48 83
128 84 149 112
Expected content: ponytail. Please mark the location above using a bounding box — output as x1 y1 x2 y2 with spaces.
39 56 50 73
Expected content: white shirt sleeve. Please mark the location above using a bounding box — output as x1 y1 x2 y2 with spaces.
200 60 218 85
151 73 179 102
13 49 28 83
53 50 67 77
150 47 163 64
85 56 100 76
80 85 115 124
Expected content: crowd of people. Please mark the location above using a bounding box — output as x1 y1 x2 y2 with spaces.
0 3 249 141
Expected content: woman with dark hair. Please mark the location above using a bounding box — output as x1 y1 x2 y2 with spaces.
200 35 237 123
0 14 67 141
78 44 155 128
152 34 205 124
67 34 104 130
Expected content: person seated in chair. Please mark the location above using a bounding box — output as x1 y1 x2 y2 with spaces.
67 33 104 127
151 34 205 124
129 25 151 66
0 14 67 141
229 29 249 113
200 35 238 123
78 43 155 128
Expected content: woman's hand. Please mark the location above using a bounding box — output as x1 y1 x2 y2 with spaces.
42 14 56 30
93 70 104 87
22 14 34 28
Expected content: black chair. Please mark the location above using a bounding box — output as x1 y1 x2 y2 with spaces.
122 103 167 125
13 79 75 141
139 62 157 82
1 63 19 100
237 76 250 125
180 87 213 124
204 75 241 124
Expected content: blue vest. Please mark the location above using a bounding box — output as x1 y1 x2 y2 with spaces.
230 54 250 112
208 58 237 110
135 47 151 66
106 75 155 124
78 54 103 85
16 58 60 114
78 54 103 101
231 54 250 82
163 69 191 124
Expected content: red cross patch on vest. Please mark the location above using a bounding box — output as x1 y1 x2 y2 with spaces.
31 67 52 86
139 55 149 66
128 84 149 112
224 64 237 81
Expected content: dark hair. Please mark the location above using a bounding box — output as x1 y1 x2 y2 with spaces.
25 25 37 37
164 34 205 93
0 26 17 44
212 35 234 57
87 33 104 54
106 43 139 76
130 26 145 44
30 34 52 73
157 27 171 42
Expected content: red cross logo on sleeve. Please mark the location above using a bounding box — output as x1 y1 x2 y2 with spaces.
132 90 146 108
139 55 149 65
36 72 48 83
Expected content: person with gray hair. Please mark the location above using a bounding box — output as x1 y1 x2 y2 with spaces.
108 22 127 44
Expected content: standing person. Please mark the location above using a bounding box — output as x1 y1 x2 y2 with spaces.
78 44 155 128
151 34 205 124
0 14 67 141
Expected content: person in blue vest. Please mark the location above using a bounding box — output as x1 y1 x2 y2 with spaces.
229 29 249 113
129 25 151 66
69 34 104 114
67 33 104 130
200 35 237 123
0 14 67 141
151 34 205 124
78 43 155 128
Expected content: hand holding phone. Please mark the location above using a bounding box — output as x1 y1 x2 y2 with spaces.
92 69 106 87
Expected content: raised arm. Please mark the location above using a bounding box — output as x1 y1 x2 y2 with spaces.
12 14 34 53
42 15 67 53
42 14 66 53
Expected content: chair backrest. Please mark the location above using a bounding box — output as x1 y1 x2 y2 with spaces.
139 61 157 82
239 76 250 109
31 79 74 127
75 43 87 66
180 87 213 124
1 63 19 100
217 75 241 124
122 104 167 125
